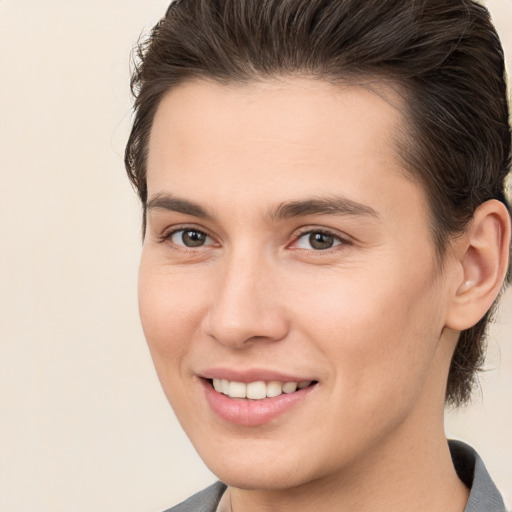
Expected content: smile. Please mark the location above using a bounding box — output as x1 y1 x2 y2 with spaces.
212 378 313 400
202 377 318 426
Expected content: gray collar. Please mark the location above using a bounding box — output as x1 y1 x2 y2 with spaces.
449 440 507 512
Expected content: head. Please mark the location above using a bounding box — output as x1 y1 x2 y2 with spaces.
126 1 511 495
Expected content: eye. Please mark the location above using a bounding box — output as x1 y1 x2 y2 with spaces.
169 228 213 248
294 230 344 250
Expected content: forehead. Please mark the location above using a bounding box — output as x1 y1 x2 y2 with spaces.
146 77 423 225
148 77 406 168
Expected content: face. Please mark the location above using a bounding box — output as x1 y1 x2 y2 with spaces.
139 78 456 491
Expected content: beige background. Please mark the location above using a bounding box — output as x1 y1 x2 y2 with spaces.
0 1 511 511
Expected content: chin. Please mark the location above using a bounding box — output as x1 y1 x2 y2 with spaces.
195 440 326 491
210 463 310 491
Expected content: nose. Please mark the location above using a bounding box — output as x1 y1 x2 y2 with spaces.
203 253 289 348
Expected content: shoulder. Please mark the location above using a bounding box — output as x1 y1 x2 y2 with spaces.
449 440 508 512
162 481 227 512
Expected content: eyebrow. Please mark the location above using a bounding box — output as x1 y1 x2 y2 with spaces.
270 196 379 221
146 193 379 221
146 193 213 219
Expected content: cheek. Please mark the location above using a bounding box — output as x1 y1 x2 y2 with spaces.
294 264 444 400
137 259 214 424
137 254 205 375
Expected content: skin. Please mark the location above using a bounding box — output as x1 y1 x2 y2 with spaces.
139 78 508 512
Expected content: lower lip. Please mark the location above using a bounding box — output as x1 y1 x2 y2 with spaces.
201 379 316 426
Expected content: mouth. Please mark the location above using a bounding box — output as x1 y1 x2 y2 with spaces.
209 378 317 400
200 377 319 426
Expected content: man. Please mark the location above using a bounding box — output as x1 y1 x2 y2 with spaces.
125 1 510 510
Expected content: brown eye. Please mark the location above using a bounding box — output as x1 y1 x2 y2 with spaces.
309 232 335 250
295 231 343 250
170 229 211 247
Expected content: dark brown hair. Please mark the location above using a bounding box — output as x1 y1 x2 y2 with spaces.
125 0 511 406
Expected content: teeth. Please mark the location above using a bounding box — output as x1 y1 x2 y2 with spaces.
212 378 313 400
229 381 246 398
247 381 266 400
266 381 283 398
282 382 298 393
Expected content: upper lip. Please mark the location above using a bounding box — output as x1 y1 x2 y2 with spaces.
198 367 316 383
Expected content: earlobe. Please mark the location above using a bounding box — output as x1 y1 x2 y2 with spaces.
446 199 510 331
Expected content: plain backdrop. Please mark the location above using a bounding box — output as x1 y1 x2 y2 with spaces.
0 1 511 511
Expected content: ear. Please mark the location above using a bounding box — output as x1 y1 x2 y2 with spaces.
446 199 511 331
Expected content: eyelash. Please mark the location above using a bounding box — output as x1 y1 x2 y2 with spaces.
159 226 350 252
